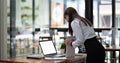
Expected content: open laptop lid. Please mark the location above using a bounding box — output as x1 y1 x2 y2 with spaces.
39 40 57 56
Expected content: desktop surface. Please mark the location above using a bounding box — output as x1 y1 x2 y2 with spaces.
0 53 87 63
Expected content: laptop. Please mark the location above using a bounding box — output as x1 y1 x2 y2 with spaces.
39 40 65 58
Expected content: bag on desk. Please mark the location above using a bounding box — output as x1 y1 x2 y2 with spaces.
65 36 75 58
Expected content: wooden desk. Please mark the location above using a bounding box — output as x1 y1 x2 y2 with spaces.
105 46 120 51
0 53 86 63
104 46 120 63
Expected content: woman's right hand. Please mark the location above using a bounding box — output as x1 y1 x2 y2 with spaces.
65 38 72 46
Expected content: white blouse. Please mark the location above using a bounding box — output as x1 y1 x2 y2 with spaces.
71 18 96 48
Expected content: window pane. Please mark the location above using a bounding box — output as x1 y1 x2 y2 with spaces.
66 0 85 17
115 0 120 28
51 0 64 28
115 0 120 47
64 0 85 27
93 0 112 28
50 0 85 28
35 0 49 28
7 0 10 57
15 0 33 56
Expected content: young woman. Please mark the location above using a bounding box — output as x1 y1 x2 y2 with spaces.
64 7 105 63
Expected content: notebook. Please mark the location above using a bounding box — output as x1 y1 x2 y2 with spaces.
39 40 66 60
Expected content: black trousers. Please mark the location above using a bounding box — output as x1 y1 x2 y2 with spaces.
84 36 105 63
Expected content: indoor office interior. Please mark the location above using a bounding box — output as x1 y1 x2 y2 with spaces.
0 0 120 63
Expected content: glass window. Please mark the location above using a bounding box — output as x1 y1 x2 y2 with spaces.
50 0 85 28
7 0 10 57
51 0 64 28
115 0 120 28
115 0 120 46
35 0 49 28
15 0 34 56
66 0 85 17
93 1 119 60
65 0 85 27
93 0 112 28
8 0 55 57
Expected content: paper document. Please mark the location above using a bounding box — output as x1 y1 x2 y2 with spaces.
27 54 43 59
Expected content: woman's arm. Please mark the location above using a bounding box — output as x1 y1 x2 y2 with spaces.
71 20 85 48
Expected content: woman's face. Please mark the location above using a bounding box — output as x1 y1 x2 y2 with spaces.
65 15 69 22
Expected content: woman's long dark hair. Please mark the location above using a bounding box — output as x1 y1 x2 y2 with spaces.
64 7 92 35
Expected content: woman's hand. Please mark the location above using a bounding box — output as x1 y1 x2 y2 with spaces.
65 38 72 46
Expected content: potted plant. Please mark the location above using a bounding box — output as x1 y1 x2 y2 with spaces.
60 42 66 54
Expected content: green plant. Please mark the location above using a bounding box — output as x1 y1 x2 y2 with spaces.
60 42 66 49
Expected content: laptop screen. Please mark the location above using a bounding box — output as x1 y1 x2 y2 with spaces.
39 41 57 55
